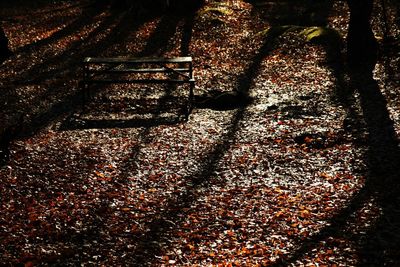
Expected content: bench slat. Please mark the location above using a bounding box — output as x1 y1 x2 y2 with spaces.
87 68 191 74
83 79 195 84
84 56 192 64
82 56 195 119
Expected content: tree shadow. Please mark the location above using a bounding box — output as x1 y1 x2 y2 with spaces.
0 7 158 167
270 70 400 266
0 0 85 11
249 0 333 26
353 75 400 265
180 12 196 56
5 12 127 86
28 15 279 264
13 3 106 55
116 29 279 266
58 92 189 131
245 1 400 265
59 115 183 130
14 9 200 264
1 1 199 138
135 6 197 57
2 7 125 112
136 14 182 57
13 11 139 123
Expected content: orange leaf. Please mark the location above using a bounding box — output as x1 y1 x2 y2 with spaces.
299 209 311 218
304 136 313 143
226 230 234 237
320 173 331 180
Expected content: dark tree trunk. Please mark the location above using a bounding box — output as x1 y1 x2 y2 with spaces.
110 0 129 10
96 0 205 15
107 0 168 15
0 25 12 63
168 0 205 14
93 0 132 10
346 0 377 74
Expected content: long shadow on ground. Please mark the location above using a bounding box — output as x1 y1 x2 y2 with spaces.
14 10 136 128
12 2 105 55
248 1 400 264
270 70 400 265
248 0 333 26
0 7 157 168
26 9 199 264
43 14 280 264
120 28 282 266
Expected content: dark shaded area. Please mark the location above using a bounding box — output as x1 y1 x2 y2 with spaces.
195 90 253 110
272 74 400 266
180 13 195 56
293 132 347 150
0 4 156 168
168 0 205 15
97 0 205 16
59 95 190 130
355 78 400 265
0 1 90 22
13 3 106 54
0 24 12 63
346 0 377 73
1 0 201 159
268 1 400 261
248 0 333 26
0 116 23 167
137 15 181 57
60 115 183 130
0 0 70 9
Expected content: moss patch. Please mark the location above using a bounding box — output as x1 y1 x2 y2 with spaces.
201 6 232 16
196 4 233 26
300 27 342 45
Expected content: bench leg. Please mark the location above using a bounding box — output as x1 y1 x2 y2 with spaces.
82 65 90 112
185 81 195 120
81 81 90 112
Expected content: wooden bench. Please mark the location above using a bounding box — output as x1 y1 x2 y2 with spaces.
82 56 195 119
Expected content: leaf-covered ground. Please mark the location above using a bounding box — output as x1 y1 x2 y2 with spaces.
1 0 400 266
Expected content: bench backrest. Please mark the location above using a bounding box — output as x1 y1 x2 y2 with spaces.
83 56 194 82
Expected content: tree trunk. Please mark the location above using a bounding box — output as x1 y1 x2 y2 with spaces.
168 0 205 14
346 0 377 74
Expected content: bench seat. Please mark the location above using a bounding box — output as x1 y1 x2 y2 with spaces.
81 56 195 119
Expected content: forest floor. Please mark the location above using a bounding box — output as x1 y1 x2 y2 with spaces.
1 0 400 266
